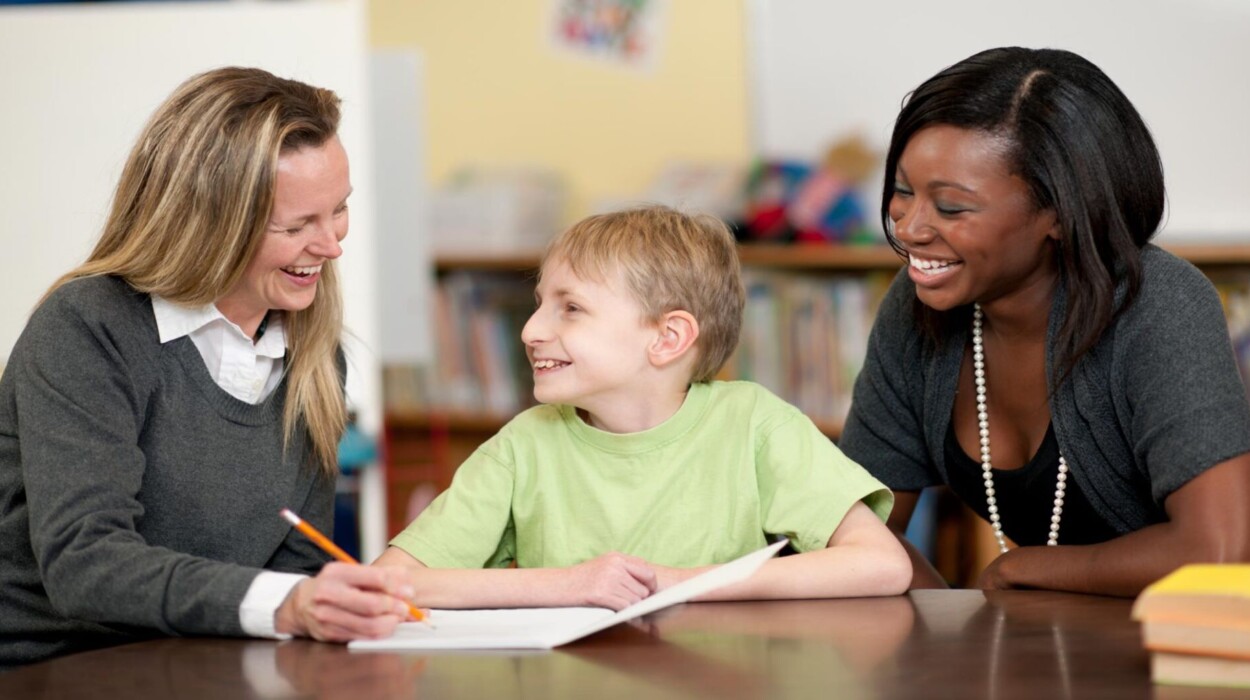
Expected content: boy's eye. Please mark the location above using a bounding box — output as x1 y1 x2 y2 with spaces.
564 304 580 313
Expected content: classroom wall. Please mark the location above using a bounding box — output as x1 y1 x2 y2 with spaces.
368 0 752 220
749 0 1250 239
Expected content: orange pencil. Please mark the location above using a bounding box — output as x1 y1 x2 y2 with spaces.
279 508 427 624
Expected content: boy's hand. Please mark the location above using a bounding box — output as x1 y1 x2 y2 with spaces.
564 552 658 610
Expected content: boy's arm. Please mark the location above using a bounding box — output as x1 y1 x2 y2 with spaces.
651 501 911 600
372 546 658 611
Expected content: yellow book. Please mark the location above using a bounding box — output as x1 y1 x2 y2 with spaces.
1152 652 1250 689
1142 619 1250 659
1132 565 1250 626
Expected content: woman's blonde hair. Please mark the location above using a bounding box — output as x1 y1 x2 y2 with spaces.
541 205 745 383
45 66 346 474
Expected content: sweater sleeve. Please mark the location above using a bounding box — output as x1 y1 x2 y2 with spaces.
1113 252 1250 501
16 290 263 637
839 272 940 491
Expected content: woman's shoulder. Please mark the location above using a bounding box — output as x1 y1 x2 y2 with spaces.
39 275 149 321
25 275 156 355
1130 244 1222 315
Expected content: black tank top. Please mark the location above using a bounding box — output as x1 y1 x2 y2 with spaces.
944 422 1118 546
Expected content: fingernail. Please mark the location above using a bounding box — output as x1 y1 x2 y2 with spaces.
398 585 415 599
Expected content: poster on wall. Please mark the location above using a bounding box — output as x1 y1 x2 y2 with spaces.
548 0 666 72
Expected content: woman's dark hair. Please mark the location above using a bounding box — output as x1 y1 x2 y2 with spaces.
882 47 1165 384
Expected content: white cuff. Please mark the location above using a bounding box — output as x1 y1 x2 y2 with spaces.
240 571 307 639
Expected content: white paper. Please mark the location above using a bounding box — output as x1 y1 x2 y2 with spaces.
349 539 787 651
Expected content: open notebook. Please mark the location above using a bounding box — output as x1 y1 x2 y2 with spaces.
349 539 788 651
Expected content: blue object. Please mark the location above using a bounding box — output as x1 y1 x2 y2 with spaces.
903 487 938 562
336 420 377 474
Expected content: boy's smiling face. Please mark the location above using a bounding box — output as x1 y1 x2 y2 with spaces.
522 258 660 423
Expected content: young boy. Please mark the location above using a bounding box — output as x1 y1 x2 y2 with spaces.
376 206 910 609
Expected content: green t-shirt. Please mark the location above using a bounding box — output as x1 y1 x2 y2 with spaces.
391 381 892 569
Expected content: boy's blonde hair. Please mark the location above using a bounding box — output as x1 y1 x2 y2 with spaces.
44 67 346 475
540 205 745 383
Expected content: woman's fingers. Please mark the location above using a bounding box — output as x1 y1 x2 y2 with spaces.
295 563 418 641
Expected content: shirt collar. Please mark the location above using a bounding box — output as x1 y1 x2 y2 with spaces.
151 295 287 358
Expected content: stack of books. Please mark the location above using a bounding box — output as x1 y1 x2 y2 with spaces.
1132 564 1250 688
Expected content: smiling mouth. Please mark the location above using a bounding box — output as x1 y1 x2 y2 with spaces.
908 254 962 276
282 265 322 278
532 359 569 371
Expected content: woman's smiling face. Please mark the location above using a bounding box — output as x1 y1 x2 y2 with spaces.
888 124 1059 312
216 135 352 336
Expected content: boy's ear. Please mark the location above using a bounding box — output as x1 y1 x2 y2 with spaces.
648 310 699 369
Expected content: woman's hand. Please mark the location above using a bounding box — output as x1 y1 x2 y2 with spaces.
275 562 417 642
976 551 1016 590
562 552 658 610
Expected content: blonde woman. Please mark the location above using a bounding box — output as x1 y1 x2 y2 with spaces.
0 67 414 666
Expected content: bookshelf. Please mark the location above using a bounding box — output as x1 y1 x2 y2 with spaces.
383 242 1250 583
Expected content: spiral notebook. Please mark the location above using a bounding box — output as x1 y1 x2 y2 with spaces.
349 539 787 651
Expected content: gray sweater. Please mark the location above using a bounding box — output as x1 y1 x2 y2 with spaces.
840 245 1250 533
0 276 336 666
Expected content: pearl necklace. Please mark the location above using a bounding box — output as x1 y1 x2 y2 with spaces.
972 303 1068 553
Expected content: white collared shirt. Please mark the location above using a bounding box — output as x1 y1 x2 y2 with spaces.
151 295 302 638
150 296 287 403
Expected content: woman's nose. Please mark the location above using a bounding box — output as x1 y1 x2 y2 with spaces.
310 222 344 259
892 200 935 245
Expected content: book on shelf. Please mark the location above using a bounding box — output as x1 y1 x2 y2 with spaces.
1133 563 1250 688
389 271 536 417
732 270 891 430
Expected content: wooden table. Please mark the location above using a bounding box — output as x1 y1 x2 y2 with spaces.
0 590 1239 699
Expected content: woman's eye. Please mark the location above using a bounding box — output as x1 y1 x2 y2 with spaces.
893 184 913 197
936 205 967 216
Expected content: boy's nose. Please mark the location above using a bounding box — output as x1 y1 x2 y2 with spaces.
520 311 544 345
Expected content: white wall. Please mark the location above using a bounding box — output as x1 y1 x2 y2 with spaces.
749 0 1250 239
0 0 389 557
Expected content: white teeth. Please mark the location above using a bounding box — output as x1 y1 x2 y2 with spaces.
533 359 567 370
283 265 322 276
909 255 958 275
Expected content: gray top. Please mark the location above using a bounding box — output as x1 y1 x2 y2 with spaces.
0 275 336 666
840 245 1250 534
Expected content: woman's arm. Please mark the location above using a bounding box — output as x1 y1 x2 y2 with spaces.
373 546 658 611
979 454 1250 596
653 502 912 601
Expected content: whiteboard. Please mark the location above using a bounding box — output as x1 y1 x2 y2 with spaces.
748 0 1250 239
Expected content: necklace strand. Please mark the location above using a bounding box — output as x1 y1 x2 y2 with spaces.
972 303 1068 553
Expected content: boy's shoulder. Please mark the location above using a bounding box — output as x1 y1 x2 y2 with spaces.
497 403 566 434
696 380 804 425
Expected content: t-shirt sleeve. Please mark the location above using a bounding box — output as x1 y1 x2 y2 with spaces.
839 271 940 491
388 437 517 569
1115 255 1250 501
756 407 894 553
